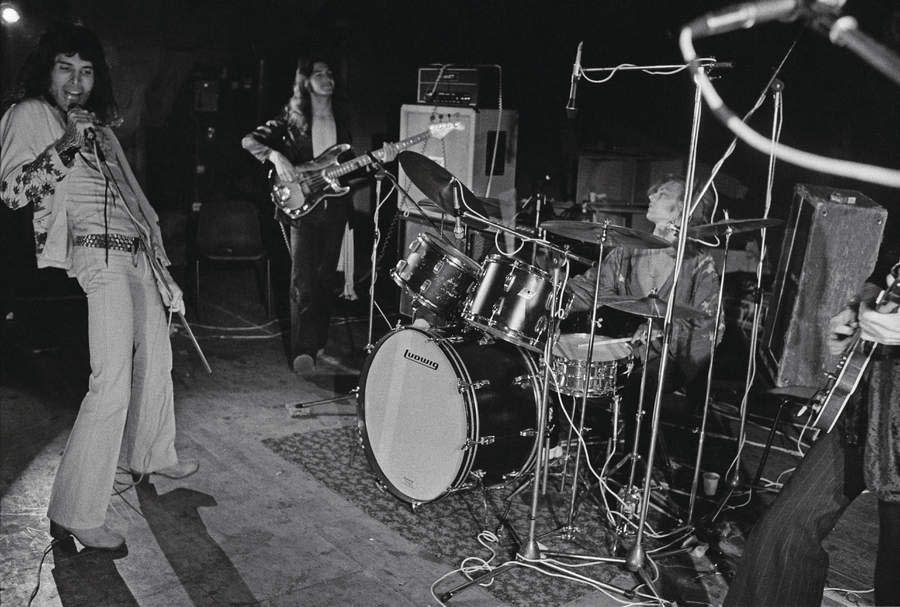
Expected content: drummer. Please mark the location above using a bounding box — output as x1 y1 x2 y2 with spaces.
567 174 723 405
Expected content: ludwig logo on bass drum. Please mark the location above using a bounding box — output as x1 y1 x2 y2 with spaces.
403 348 439 371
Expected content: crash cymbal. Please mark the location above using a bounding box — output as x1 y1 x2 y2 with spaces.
541 220 671 249
398 151 487 216
595 294 708 320
686 218 783 239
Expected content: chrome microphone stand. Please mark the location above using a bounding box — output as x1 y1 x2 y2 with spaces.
624 72 705 598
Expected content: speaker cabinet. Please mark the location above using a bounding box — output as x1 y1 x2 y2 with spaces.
761 184 887 388
396 104 518 318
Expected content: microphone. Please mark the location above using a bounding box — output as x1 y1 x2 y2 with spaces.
452 183 464 240
565 41 583 119
686 0 806 39
67 104 97 143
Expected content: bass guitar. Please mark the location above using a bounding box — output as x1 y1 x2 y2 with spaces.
812 261 900 432
270 120 463 219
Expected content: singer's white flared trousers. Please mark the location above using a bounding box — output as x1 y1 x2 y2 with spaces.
47 247 178 529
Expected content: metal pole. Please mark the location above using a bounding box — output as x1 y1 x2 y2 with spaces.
521 260 563 560
627 70 704 575
687 229 730 521
366 172 385 352
563 232 606 530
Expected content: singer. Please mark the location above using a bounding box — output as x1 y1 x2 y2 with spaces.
0 23 197 551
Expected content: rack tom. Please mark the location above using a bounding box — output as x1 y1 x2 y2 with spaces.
463 255 563 352
391 233 481 319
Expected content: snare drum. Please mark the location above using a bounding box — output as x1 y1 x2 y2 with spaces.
550 333 634 397
391 233 481 318
462 255 562 352
357 327 541 505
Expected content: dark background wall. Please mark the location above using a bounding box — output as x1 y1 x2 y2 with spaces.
2 0 899 288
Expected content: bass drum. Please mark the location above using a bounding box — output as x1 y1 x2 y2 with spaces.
358 327 541 505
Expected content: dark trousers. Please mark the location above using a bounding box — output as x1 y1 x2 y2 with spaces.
289 214 346 359
724 428 900 607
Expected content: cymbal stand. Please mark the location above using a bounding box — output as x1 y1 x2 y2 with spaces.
687 225 731 522
436 252 568 602
522 256 565 559
530 192 546 266
597 317 655 528
712 81 782 520
366 168 388 352
559 224 608 535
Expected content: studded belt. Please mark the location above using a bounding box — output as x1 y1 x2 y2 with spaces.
74 233 143 253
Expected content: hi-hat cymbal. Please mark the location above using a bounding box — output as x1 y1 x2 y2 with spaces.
541 220 671 249
398 151 487 216
686 218 783 239
595 294 708 320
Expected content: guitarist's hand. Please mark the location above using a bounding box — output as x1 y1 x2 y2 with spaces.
269 150 297 182
859 274 900 346
379 142 399 163
827 307 858 356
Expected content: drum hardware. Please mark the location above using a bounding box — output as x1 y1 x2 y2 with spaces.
686 221 731 524
512 374 537 388
701 215 784 525
436 58 717 606
457 378 491 392
426 334 466 344
285 386 359 415
463 436 495 448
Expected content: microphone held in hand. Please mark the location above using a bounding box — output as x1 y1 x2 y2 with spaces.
67 103 97 142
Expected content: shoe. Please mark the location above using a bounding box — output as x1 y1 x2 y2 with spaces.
154 458 200 479
131 458 199 482
292 353 316 374
50 521 125 550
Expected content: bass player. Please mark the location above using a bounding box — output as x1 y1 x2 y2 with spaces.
242 55 396 374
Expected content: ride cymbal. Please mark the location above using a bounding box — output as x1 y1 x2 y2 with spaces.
594 294 707 320
541 220 671 249
686 218 783 240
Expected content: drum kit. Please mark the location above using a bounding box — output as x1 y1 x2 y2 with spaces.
357 152 676 509
348 150 784 601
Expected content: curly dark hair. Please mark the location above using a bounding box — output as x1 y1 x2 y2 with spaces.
5 23 118 123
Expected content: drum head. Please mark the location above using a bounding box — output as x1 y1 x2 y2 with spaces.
553 333 632 361
359 328 470 503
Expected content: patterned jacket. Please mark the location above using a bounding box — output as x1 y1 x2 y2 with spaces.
0 98 170 271
568 245 723 383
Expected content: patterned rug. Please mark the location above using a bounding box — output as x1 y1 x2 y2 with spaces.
263 426 701 606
